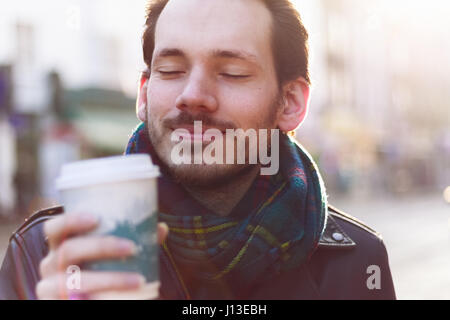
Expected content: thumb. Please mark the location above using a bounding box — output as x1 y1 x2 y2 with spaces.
157 222 169 244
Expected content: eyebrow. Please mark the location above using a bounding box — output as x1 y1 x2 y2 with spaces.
211 49 258 63
154 48 186 59
153 48 259 64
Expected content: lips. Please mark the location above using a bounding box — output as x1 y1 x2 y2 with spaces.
171 125 225 142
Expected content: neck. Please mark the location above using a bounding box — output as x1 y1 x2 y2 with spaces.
182 165 261 217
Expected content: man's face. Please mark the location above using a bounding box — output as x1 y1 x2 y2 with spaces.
145 0 281 186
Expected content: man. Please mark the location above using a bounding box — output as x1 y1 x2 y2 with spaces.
0 0 395 300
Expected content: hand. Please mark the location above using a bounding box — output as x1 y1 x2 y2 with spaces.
36 212 169 300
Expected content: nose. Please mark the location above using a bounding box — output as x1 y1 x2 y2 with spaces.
175 68 218 114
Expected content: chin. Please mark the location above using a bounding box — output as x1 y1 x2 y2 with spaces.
148 126 254 187
167 163 252 188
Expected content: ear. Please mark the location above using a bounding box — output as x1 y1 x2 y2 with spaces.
136 73 149 122
277 77 310 132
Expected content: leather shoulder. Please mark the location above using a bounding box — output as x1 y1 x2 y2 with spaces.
318 204 383 249
327 204 381 238
11 206 65 242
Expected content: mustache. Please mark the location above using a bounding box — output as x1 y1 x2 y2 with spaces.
163 111 237 131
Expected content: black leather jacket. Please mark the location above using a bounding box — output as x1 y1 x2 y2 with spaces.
0 205 396 300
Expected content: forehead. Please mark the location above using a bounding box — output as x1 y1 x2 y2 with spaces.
154 0 273 62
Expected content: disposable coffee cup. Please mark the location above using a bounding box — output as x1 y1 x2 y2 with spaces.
55 155 160 288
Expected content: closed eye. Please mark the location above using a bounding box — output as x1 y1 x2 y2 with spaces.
220 73 250 79
159 71 184 75
157 70 185 79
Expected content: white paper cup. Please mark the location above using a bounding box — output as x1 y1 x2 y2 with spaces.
56 154 160 283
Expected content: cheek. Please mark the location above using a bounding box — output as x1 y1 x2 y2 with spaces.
221 87 276 129
147 80 179 119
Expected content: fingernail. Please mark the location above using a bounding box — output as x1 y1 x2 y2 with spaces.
117 240 137 255
69 292 89 300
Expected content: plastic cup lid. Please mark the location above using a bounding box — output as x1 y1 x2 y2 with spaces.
55 154 160 190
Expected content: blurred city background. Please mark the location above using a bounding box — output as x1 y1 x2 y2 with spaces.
0 0 449 299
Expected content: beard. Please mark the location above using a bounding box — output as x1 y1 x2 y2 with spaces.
145 94 282 188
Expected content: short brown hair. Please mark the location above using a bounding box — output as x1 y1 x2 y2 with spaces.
142 0 310 86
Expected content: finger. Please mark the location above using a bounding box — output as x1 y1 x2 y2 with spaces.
44 213 99 249
42 236 137 275
39 251 57 278
36 271 146 300
89 281 160 300
36 275 66 300
157 222 169 244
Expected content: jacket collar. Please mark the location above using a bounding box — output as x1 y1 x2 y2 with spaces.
318 209 356 249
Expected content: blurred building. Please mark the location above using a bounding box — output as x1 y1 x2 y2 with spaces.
0 65 16 217
297 0 450 198
0 0 145 216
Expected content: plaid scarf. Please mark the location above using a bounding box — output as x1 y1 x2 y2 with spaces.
125 123 328 298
